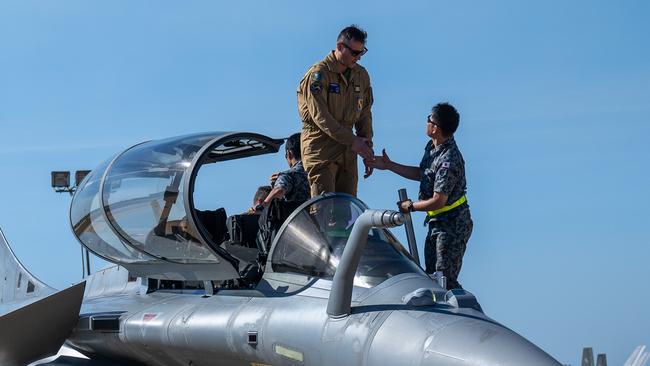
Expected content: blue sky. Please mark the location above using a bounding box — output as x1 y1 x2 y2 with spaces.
1 1 649 364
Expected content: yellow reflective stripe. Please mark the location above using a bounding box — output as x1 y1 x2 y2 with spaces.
426 195 467 218
274 344 304 362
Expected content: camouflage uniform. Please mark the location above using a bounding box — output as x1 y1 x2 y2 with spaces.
297 52 373 197
273 160 310 203
419 137 473 290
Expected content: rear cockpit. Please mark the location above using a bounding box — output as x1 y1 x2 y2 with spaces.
71 132 283 282
70 132 424 292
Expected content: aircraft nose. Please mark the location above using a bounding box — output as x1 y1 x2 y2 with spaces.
421 318 562 366
367 311 562 366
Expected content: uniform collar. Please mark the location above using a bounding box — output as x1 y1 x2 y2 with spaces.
324 51 358 75
324 51 341 72
433 136 456 153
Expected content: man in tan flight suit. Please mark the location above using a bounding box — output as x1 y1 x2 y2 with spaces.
297 25 374 197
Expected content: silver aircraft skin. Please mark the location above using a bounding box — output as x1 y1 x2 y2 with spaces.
0 132 563 366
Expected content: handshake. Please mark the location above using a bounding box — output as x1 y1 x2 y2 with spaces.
351 136 392 179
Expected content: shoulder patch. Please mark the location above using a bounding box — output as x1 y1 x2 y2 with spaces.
310 81 322 94
310 71 323 94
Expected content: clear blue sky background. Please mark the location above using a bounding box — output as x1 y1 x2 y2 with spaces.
1 1 648 365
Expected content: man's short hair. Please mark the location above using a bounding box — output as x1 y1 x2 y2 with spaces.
431 102 460 137
253 185 272 205
337 25 367 45
285 133 301 160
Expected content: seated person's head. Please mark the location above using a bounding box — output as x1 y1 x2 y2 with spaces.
252 185 272 212
285 133 301 166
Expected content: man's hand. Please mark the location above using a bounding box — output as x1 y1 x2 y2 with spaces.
351 136 373 159
363 140 375 178
363 159 374 179
269 172 280 186
398 199 413 213
365 149 392 170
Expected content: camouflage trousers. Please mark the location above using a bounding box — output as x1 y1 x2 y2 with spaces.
424 213 473 290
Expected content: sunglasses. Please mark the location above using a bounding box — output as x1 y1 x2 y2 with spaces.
427 114 438 126
341 43 368 57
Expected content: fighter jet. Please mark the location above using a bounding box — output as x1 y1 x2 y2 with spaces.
0 132 563 365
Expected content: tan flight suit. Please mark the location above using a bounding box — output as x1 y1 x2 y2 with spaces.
297 51 374 197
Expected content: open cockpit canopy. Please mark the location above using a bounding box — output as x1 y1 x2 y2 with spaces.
70 132 283 280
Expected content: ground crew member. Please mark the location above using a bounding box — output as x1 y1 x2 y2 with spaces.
366 102 473 289
297 25 374 197
262 133 310 205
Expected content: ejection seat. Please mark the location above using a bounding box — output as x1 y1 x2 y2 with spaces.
216 197 308 286
222 214 261 261
195 208 228 244
257 198 306 256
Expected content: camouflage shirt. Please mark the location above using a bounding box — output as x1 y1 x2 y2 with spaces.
274 160 310 202
418 137 470 223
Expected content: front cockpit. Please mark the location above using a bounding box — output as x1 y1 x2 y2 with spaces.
268 194 424 288
70 132 424 290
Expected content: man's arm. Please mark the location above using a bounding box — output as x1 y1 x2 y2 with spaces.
356 81 375 178
354 84 373 141
263 186 285 205
388 161 421 181
399 155 460 212
366 149 420 181
263 171 294 205
399 192 449 213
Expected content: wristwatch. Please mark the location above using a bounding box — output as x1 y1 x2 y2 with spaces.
407 200 415 212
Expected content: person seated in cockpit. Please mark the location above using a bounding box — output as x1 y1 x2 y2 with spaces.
258 133 310 209
171 216 200 242
246 185 272 214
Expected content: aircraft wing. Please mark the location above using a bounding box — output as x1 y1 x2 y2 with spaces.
32 358 93 366
29 346 117 366
32 356 115 366
0 228 86 366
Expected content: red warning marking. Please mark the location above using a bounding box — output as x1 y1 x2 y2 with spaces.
143 313 158 322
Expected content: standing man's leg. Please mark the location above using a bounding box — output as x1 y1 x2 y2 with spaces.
329 152 356 226
424 225 438 274
443 235 466 290
449 216 473 289
434 219 472 290
334 150 358 196
429 221 463 289
306 162 337 197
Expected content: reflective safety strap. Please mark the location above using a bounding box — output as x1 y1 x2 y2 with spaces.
426 195 467 220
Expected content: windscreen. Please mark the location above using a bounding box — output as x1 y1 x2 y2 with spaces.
270 195 424 288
